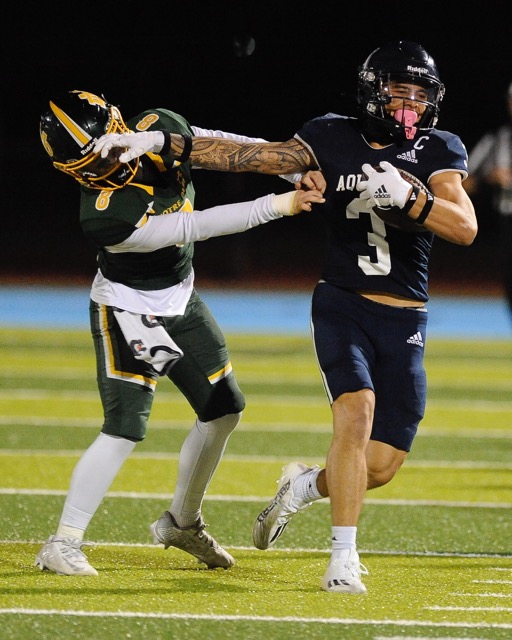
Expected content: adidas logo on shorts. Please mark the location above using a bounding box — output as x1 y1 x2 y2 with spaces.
407 331 424 346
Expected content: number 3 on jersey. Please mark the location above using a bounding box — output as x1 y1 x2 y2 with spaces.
346 198 391 276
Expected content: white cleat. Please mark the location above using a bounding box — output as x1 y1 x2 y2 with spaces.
321 549 368 594
253 462 317 550
34 535 98 576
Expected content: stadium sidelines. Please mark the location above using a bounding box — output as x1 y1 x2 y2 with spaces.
1 284 511 338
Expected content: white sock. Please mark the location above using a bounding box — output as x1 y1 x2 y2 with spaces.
170 413 241 528
331 526 357 552
57 432 136 534
56 525 85 541
292 466 323 503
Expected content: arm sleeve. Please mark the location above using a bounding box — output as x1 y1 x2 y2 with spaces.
190 125 267 143
106 194 282 253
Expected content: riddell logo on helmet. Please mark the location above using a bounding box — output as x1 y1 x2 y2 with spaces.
80 140 97 156
407 65 429 75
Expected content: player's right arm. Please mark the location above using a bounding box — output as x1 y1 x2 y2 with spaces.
185 137 316 175
94 131 317 176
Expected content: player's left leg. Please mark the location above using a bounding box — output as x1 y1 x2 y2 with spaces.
323 297 427 594
150 291 245 568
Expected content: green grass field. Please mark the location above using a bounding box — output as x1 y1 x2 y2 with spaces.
1 328 511 639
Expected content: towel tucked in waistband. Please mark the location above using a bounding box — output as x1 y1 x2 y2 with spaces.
113 308 183 376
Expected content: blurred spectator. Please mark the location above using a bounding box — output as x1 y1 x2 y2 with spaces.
464 82 512 322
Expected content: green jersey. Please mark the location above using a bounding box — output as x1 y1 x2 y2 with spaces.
80 109 195 290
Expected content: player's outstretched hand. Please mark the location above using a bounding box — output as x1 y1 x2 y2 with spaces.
94 131 165 163
295 170 327 194
274 190 325 216
357 161 413 209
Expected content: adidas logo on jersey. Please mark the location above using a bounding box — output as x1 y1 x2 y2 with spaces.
396 149 418 163
407 331 424 347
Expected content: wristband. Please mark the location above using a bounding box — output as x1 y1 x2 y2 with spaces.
414 190 434 225
175 133 192 163
159 130 171 156
158 131 192 162
400 185 420 216
272 191 296 216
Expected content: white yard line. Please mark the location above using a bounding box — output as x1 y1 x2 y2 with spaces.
1 414 512 439
2 487 512 508
0 608 510 630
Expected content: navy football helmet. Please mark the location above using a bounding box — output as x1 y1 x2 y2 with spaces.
40 90 138 190
357 41 445 144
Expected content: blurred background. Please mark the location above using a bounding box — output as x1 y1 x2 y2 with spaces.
2 0 510 296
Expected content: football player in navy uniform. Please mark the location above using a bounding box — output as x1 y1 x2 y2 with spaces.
95 41 477 594
35 90 324 577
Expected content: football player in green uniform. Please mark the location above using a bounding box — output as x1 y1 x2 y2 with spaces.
35 90 324 576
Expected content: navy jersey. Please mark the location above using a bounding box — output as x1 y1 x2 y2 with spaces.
296 114 468 301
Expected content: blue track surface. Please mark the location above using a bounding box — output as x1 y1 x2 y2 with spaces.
2 284 511 338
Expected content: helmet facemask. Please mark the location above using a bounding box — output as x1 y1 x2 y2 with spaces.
360 71 444 142
357 41 445 144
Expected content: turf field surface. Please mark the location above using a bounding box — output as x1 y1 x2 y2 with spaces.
0 329 511 639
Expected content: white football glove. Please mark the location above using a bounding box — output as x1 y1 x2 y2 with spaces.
357 161 413 209
94 131 165 163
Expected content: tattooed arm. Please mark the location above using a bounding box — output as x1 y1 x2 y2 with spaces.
94 130 318 175
173 135 317 175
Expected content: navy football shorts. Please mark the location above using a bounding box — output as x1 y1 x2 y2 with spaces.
310 282 428 452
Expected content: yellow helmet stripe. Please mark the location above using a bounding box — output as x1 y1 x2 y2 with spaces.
49 100 92 149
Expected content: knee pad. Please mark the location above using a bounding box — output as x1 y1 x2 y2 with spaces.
197 377 245 422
